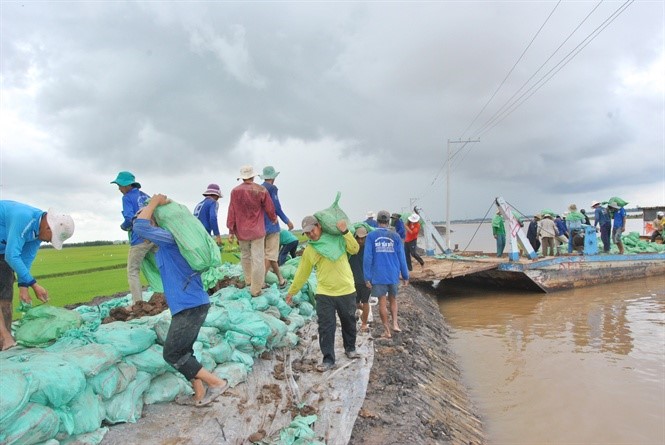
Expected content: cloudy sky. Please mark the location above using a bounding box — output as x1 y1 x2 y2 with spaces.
1 1 663 243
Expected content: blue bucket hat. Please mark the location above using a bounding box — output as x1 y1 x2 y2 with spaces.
260 166 280 180
111 171 141 188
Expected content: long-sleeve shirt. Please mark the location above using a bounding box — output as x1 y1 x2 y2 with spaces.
0 200 44 287
262 182 290 235
227 182 276 241
193 197 221 236
133 219 209 315
287 231 358 297
594 207 611 227
363 228 409 285
538 218 558 238
120 187 150 246
393 218 406 240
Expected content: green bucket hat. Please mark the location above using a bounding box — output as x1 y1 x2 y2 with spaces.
260 165 280 180
110 171 141 188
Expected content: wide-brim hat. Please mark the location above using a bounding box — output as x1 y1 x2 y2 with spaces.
408 213 420 223
366 211 375 218
46 209 75 250
259 165 280 180
110 171 140 188
203 183 222 198
354 226 368 238
590 200 600 207
608 201 620 209
237 165 256 180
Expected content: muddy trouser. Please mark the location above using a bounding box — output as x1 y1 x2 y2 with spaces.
0 255 15 330
239 237 266 295
405 239 424 271
316 293 357 365
278 240 299 266
541 237 556 256
127 240 158 303
163 303 210 380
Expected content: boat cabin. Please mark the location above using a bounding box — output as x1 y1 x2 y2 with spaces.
637 205 665 237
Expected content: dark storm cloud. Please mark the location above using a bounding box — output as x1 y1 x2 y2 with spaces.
1 1 662 240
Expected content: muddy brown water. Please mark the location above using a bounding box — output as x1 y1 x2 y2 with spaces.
435 275 665 445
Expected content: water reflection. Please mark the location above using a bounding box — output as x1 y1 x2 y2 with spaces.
433 276 665 445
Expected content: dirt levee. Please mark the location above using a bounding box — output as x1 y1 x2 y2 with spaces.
349 285 485 445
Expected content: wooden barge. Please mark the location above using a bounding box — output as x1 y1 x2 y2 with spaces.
410 253 665 293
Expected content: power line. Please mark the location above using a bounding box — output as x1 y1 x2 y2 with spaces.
459 0 563 139
471 0 606 137
477 0 634 138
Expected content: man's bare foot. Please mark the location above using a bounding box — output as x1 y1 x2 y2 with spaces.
1 338 17 351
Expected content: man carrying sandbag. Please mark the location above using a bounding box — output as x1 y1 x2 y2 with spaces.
285 215 361 372
134 194 228 406
0 200 74 350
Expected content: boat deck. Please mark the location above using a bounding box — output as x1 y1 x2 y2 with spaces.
409 252 665 292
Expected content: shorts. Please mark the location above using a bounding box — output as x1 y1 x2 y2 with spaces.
370 283 399 298
0 255 16 301
612 227 623 244
264 232 280 262
355 283 370 304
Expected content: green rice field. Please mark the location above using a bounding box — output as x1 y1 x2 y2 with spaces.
11 243 242 319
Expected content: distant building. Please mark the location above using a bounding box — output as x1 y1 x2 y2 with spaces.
637 206 665 236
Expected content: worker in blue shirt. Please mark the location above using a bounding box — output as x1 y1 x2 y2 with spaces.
193 183 223 246
609 201 626 254
134 194 228 407
110 171 157 304
0 200 74 350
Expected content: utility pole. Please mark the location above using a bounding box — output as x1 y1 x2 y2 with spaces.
446 138 480 251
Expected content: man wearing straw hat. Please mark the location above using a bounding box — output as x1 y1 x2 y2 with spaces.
227 165 277 297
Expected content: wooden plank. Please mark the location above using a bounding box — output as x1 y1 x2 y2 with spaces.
410 256 500 282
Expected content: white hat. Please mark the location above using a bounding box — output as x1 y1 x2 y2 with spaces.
590 200 600 207
366 211 375 218
408 213 420 223
658 211 664 217
46 209 75 250
237 165 256 180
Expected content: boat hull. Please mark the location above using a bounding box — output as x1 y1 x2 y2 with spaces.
414 253 665 293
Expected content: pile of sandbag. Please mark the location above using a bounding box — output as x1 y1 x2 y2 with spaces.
0 261 316 445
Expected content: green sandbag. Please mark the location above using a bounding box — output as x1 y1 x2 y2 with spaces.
313 192 350 235
143 372 191 405
153 200 222 287
140 250 163 293
56 385 106 436
103 371 152 424
0 369 34 429
213 362 249 388
15 305 83 348
566 211 586 222
308 232 347 261
608 196 628 207
88 362 137 400
0 402 60 445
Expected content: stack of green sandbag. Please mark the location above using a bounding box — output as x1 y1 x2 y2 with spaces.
0 262 316 445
